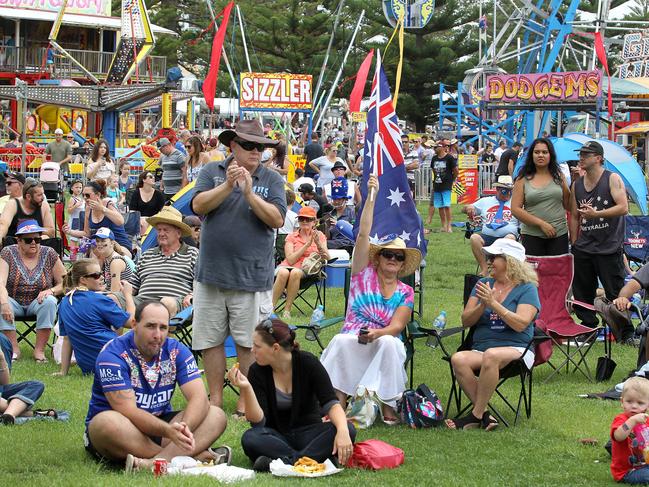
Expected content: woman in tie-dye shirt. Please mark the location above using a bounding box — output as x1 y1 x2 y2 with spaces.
320 175 421 424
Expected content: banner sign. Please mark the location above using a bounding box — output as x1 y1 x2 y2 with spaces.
1 0 111 16
485 70 602 103
451 168 479 205
240 73 312 110
351 111 367 123
458 154 478 169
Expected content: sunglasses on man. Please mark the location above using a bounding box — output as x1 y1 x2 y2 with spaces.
235 138 266 153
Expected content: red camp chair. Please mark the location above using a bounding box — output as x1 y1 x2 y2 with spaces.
527 254 609 382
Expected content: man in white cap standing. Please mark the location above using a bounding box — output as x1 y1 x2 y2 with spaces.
45 128 73 173
569 140 633 343
191 119 286 413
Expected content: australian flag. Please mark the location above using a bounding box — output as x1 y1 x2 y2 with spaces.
355 50 427 258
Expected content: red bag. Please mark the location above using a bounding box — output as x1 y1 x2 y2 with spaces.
347 440 404 470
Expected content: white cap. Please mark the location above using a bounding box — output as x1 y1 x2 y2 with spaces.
54 128 64 135
482 238 526 262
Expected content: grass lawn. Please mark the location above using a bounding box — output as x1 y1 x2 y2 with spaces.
0 203 637 486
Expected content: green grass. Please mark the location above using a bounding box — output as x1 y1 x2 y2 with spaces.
0 203 636 486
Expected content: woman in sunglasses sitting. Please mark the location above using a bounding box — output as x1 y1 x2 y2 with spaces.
446 238 539 431
54 259 134 376
90 227 136 292
272 206 330 320
227 319 355 472
0 220 66 362
320 175 421 424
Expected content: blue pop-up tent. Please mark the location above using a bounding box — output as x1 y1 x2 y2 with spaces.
140 181 197 252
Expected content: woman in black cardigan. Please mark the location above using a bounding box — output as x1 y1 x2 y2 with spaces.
227 319 355 472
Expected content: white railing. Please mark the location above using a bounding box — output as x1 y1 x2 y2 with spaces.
0 46 167 80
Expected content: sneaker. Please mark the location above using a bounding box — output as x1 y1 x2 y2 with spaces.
208 445 232 465
621 336 641 348
252 455 273 472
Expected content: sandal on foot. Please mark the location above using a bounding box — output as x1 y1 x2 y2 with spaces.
207 445 232 465
124 454 136 474
34 356 48 364
481 411 499 431
383 416 400 426
124 454 147 473
445 412 482 430
11 352 20 362
32 409 58 419
231 410 246 420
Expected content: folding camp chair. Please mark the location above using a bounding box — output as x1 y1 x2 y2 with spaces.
295 267 423 388
527 254 608 382
168 305 239 395
624 215 649 271
274 272 326 315
419 322 550 427
15 315 57 352
417 272 551 426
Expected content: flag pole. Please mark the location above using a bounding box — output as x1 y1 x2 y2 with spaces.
313 10 365 133
313 0 346 105
203 0 239 97
370 50 381 202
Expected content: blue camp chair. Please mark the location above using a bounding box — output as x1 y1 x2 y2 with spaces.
625 215 649 270
169 306 239 395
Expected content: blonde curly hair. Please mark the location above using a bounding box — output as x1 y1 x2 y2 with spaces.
501 254 538 286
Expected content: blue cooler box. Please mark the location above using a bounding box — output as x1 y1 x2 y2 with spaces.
326 261 350 288
325 249 351 288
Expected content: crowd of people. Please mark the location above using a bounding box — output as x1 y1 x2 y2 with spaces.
1 120 649 484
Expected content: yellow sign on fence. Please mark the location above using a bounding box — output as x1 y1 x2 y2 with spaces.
351 112 367 123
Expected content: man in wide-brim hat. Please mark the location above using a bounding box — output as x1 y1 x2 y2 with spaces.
191 119 287 412
112 206 198 319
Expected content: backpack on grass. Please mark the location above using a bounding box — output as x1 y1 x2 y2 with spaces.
397 383 444 429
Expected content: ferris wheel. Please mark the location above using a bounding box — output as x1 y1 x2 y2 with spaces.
440 0 619 145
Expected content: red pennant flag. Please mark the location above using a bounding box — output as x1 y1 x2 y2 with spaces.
349 49 374 113
202 1 234 112
593 32 613 119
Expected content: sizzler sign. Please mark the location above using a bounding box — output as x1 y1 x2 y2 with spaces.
240 73 312 110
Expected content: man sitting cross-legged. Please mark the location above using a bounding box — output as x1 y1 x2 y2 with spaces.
84 300 230 471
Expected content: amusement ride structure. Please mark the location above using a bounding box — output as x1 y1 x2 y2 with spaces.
438 0 649 146
0 0 194 169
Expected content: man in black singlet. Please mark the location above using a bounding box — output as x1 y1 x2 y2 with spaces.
0 180 55 242
568 141 633 342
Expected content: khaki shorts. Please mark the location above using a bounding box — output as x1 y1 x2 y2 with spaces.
192 281 267 350
111 293 185 316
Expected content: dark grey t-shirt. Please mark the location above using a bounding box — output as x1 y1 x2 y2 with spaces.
160 149 186 196
192 157 287 292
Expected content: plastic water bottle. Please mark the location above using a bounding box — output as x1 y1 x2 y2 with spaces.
310 305 325 328
428 311 447 349
632 293 643 309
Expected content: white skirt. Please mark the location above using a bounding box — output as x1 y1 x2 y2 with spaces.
320 334 407 407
